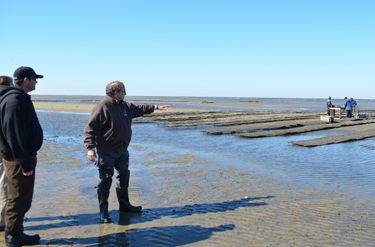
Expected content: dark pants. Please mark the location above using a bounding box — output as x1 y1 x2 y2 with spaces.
3 156 36 231
96 147 130 219
346 110 352 118
97 147 130 189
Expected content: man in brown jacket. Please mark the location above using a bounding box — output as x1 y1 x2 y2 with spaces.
83 81 168 223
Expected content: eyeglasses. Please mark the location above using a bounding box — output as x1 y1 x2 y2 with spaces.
29 77 37 81
119 90 125 93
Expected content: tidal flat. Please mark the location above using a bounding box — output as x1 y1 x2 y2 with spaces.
2 99 374 246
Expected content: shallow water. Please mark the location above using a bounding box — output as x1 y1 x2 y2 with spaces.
38 111 375 199
132 123 375 198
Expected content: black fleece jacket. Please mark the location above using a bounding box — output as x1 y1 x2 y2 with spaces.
0 85 43 173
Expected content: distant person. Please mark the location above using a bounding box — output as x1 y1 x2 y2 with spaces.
326 96 332 116
0 67 44 246
83 81 169 223
341 97 347 115
350 98 357 116
0 76 13 233
343 97 352 118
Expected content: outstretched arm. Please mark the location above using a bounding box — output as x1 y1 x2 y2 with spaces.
156 105 170 110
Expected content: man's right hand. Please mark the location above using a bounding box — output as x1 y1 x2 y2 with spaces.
88 150 97 162
23 170 33 176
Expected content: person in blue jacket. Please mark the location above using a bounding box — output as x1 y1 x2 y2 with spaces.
343 97 352 118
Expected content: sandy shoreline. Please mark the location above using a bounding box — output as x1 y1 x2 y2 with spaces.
32 102 201 113
32 101 321 113
2 102 374 246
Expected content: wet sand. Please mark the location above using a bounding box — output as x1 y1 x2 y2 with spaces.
32 101 309 113
32 102 199 113
1 102 374 246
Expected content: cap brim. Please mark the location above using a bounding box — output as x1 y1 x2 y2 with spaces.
35 74 44 79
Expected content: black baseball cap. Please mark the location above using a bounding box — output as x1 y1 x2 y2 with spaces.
13 66 43 80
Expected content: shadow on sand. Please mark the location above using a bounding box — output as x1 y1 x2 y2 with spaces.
43 224 236 246
25 196 274 246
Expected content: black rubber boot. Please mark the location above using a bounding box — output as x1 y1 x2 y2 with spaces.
5 229 21 247
116 187 142 213
97 176 112 223
116 170 142 213
20 230 40 245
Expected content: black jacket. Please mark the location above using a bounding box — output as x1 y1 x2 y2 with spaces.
0 85 43 173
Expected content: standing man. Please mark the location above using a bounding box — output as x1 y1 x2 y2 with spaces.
0 76 13 233
0 67 44 246
83 81 169 223
343 97 352 118
326 96 332 116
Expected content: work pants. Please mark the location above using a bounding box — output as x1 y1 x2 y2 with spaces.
97 147 130 188
97 147 130 207
3 156 36 230
0 162 8 228
346 110 352 118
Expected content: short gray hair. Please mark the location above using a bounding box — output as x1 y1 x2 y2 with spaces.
106 81 124 96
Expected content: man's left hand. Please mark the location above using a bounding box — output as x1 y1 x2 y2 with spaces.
156 105 170 110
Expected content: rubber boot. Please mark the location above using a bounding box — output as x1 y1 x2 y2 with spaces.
97 176 112 223
116 187 142 213
116 170 142 213
5 229 21 247
20 231 40 245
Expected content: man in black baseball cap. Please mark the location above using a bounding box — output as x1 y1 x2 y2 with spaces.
13 66 43 80
12 66 43 93
0 66 44 246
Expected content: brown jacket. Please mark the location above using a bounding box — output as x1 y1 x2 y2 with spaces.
83 95 154 152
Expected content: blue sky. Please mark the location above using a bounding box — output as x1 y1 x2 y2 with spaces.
1 0 374 98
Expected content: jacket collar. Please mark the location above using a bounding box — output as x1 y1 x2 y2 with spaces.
104 95 124 105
